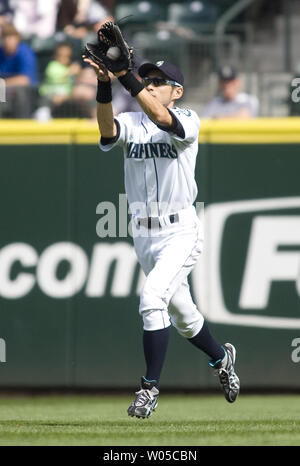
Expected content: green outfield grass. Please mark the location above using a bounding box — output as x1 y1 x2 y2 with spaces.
0 394 299 446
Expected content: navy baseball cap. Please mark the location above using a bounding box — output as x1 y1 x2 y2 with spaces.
138 61 184 86
218 65 238 81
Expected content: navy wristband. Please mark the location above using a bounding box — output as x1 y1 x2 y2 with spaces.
118 72 144 97
96 79 112 103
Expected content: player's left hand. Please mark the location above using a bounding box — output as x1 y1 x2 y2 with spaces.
82 54 110 82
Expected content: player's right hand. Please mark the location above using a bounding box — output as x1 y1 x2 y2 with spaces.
82 55 110 82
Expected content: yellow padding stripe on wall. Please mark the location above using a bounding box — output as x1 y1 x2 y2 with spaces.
0 118 300 144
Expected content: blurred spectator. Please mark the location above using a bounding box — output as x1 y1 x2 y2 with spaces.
35 42 81 119
202 66 259 119
69 67 140 120
86 0 114 33
0 22 38 117
57 0 113 39
39 43 81 105
0 0 13 27
98 1 115 12
70 66 98 118
0 23 38 85
12 0 61 40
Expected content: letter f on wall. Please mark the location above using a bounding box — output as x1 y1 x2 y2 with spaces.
239 216 300 308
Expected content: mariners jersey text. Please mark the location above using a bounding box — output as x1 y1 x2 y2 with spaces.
99 108 200 215
127 142 178 159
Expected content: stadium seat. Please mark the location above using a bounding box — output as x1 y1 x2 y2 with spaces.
115 1 167 27
167 1 220 33
212 0 247 15
132 30 190 76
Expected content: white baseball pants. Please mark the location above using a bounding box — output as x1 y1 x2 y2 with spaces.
133 205 204 338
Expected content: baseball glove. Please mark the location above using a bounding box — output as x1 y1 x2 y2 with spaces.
84 21 132 73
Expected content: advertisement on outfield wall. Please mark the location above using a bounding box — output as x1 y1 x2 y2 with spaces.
0 133 300 387
193 197 300 329
1 196 300 329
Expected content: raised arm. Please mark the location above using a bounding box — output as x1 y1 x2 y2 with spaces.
82 55 117 138
83 21 175 130
83 55 174 135
115 70 174 128
135 87 173 127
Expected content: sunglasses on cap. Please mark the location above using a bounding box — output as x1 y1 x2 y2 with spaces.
142 77 182 87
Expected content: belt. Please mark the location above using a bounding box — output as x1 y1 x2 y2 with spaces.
137 213 179 229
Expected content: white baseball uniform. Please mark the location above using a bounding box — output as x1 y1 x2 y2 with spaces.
99 106 204 338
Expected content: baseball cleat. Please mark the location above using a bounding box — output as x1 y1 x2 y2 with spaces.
127 377 159 418
209 343 240 403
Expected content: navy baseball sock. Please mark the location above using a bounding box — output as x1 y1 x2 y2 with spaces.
187 321 225 362
143 327 170 388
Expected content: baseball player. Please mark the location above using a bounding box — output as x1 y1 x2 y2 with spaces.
83 23 240 419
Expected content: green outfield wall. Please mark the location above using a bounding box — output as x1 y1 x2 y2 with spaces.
0 118 300 389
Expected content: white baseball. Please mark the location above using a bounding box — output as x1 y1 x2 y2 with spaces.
106 46 121 60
